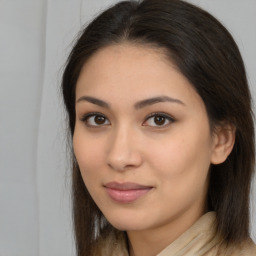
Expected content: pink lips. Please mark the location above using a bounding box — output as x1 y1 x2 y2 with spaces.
104 182 152 203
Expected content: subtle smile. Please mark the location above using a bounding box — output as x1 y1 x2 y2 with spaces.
104 182 153 203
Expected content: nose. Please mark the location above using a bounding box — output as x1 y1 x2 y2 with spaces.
107 125 143 172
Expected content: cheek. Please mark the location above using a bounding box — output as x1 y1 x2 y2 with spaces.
73 129 108 208
73 127 105 178
147 127 212 193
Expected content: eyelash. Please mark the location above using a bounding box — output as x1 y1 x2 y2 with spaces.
80 112 175 128
143 112 175 128
80 112 110 127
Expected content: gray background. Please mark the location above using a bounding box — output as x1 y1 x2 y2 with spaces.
0 0 255 255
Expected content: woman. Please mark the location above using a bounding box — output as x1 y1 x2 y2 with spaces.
61 0 256 255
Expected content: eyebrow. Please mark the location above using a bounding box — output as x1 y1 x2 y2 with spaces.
134 96 185 109
76 95 184 109
76 96 110 108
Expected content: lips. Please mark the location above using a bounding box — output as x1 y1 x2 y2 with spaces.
104 182 153 203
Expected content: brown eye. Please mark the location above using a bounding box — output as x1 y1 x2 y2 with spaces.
154 116 166 125
94 116 106 125
143 113 174 128
81 113 110 127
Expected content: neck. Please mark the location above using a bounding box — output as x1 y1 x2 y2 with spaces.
127 208 206 256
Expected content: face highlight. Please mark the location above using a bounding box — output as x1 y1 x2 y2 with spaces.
73 43 218 238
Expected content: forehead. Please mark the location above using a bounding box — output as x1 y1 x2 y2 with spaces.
78 43 172 82
84 42 170 66
75 43 200 106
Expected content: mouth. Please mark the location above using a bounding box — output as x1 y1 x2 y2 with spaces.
104 182 153 203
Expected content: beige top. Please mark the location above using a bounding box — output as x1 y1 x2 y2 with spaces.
93 212 256 256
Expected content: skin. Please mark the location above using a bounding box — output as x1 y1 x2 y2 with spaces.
73 43 234 256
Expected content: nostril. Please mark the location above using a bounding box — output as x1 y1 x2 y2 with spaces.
107 151 143 172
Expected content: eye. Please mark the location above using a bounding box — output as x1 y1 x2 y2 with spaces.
143 113 174 127
80 113 110 127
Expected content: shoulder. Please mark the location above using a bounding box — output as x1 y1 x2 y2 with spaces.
216 238 256 256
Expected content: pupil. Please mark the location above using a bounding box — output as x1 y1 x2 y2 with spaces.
95 116 105 124
154 116 165 125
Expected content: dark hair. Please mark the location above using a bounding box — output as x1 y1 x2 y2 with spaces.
61 0 255 255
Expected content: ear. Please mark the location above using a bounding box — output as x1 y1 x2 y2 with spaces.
211 123 236 165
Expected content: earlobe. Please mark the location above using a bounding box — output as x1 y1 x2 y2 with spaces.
210 124 236 165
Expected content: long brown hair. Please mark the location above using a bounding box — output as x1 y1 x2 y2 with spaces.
61 0 255 255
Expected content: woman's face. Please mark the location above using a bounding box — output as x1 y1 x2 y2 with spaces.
73 43 217 234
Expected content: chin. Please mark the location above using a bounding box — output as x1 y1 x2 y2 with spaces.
105 213 147 231
111 222 144 232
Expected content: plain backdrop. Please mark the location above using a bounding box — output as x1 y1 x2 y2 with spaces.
0 0 255 255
